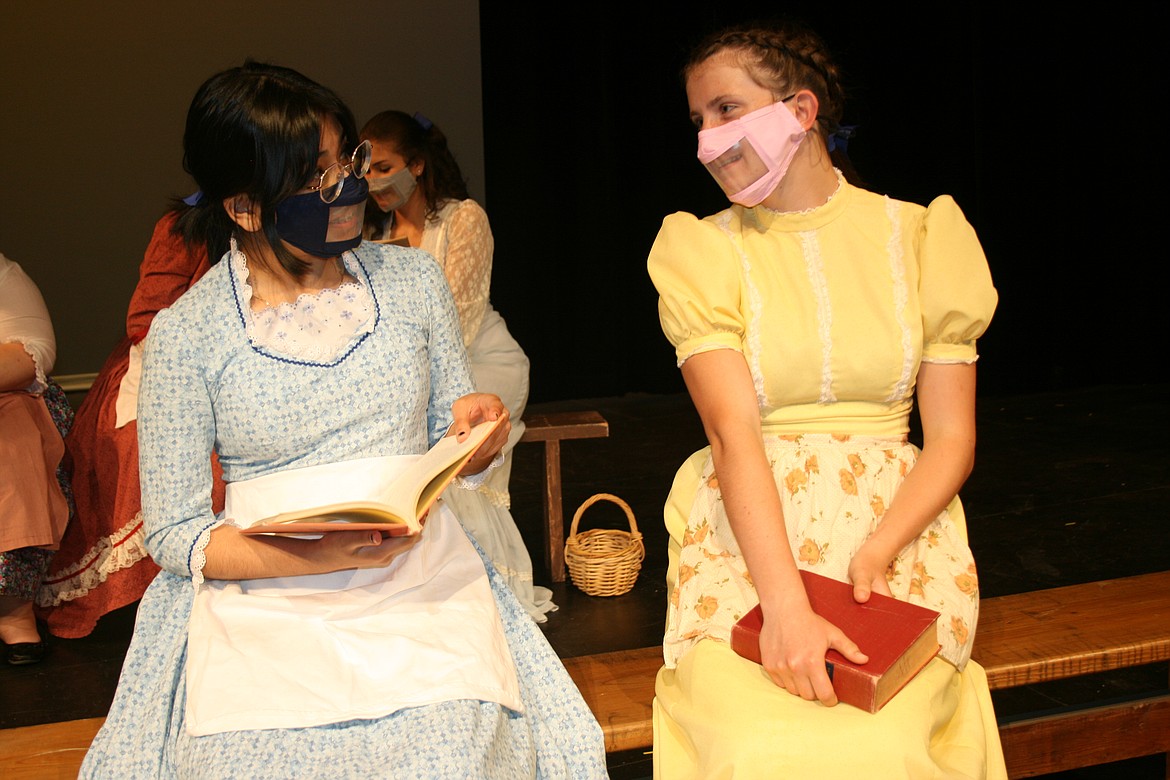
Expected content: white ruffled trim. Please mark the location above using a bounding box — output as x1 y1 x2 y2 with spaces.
189 518 224 588
921 355 980 365
453 452 505 492
758 169 846 216
798 230 837 404
714 212 768 407
675 343 742 369
884 197 915 403
451 478 512 509
231 244 375 362
35 513 151 607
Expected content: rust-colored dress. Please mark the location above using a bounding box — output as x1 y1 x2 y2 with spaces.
37 213 225 638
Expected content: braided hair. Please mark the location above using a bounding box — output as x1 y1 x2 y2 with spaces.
684 20 862 185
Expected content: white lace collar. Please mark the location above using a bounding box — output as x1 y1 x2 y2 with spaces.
230 242 375 363
758 168 846 217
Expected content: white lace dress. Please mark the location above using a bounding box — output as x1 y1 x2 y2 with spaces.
395 198 554 622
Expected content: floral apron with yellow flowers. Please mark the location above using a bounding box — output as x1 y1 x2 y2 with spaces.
662 432 980 671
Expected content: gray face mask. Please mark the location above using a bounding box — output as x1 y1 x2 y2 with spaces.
366 167 417 212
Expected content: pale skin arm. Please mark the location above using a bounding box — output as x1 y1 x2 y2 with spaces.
0 342 36 392
847 361 978 601
682 349 867 706
199 392 510 581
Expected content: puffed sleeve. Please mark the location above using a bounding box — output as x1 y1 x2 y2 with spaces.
647 212 745 366
915 196 997 363
0 254 56 392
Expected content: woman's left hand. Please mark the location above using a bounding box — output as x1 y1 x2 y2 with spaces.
846 544 895 603
450 392 511 474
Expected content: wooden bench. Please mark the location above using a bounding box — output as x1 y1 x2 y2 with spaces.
561 570 1170 778
5 572 1167 778
517 410 609 582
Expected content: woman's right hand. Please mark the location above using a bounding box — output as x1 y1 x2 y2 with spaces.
313 529 420 570
758 600 867 706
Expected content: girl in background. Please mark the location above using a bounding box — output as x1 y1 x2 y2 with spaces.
361 110 553 622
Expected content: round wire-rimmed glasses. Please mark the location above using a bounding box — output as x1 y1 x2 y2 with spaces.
310 139 372 203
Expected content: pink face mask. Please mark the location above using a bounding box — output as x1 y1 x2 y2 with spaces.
696 99 806 207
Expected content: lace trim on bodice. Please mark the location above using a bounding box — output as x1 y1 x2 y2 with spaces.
885 197 915 402
758 168 846 217
231 245 375 362
714 211 767 407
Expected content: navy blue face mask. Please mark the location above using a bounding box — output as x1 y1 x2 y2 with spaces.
275 174 369 258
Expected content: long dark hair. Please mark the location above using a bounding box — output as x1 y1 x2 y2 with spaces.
359 110 469 238
170 60 359 275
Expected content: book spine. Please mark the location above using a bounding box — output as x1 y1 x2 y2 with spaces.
729 625 762 666
828 663 879 713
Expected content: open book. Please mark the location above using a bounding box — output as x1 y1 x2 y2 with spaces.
730 569 941 713
240 417 502 538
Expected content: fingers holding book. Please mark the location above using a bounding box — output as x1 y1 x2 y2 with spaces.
450 392 511 475
316 528 421 569
759 607 864 707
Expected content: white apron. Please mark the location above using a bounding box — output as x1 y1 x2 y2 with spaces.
184 455 522 736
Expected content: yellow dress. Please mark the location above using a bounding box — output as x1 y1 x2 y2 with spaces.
647 175 1007 779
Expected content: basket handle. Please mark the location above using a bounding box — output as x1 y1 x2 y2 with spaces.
569 493 639 537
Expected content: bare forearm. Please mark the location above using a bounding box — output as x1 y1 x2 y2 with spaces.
200 526 343 580
200 524 415 581
710 429 809 613
683 351 807 613
862 362 977 566
861 435 973 564
0 342 36 391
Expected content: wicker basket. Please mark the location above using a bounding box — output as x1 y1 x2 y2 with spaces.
564 493 644 597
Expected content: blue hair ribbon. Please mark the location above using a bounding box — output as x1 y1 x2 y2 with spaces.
412 112 433 131
827 124 857 154
182 190 205 206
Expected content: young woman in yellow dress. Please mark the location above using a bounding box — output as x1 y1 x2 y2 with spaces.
647 20 1008 778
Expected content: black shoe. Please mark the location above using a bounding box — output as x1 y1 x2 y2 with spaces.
6 641 46 665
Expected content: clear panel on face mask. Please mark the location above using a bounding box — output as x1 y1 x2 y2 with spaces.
365 175 397 194
325 202 365 242
366 168 417 213
701 137 770 198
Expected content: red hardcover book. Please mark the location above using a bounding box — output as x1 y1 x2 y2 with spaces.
729 569 941 713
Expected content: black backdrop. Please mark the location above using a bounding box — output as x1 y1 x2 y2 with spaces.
480 4 1164 404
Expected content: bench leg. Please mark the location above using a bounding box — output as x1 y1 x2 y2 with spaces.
541 440 566 582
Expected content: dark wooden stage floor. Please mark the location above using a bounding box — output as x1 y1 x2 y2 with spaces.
2 383 1167 779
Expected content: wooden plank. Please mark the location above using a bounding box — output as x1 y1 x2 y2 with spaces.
544 439 565 580
517 410 609 581
973 570 1170 689
519 411 609 442
556 572 1170 759
563 647 660 754
6 573 1168 775
999 696 1170 778
0 716 104 779
49 373 98 393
